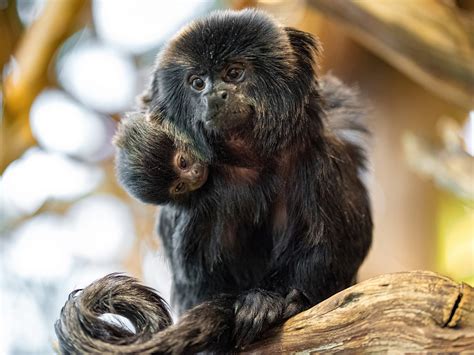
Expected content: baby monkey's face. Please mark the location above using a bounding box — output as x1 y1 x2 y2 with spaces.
170 150 208 197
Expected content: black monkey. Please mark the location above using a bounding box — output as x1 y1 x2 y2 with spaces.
55 9 372 353
149 9 373 344
114 113 209 204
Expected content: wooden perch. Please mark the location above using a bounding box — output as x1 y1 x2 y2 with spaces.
308 0 474 108
247 271 473 352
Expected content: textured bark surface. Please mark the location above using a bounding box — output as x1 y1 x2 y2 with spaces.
247 271 473 353
309 0 474 108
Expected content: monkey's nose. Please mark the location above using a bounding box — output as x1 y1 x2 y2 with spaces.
218 90 228 100
208 91 228 110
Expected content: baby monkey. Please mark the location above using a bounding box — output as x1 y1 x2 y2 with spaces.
114 113 209 204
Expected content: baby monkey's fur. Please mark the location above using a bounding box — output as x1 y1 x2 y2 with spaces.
56 9 372 354
114 114 209 205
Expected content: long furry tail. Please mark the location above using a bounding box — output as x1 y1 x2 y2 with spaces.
55 274 235 354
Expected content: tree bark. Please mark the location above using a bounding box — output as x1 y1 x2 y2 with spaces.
247 271 473 353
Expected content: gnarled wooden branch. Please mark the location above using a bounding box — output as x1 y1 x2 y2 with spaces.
248 271 473 353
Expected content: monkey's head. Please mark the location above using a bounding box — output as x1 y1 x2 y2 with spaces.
114 113 208 205
146 9 321 156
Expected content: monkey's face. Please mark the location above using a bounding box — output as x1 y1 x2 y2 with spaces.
185 62 253 131
170 150 208 198
153 10 319 151
114 113 208 205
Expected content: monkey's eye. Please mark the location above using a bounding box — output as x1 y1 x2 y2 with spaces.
224 65 245 82
178 156 187 169
175 182 185 193
190 76 205 91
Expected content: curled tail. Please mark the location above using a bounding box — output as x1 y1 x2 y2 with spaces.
55 274 235 354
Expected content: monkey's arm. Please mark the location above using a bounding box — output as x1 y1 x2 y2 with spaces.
259 81 371 305
233 142 372 348
233 232 369 348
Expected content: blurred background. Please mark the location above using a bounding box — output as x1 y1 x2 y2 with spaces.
0 0 473 353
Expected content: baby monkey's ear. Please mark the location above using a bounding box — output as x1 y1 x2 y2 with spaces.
136 64 164 112
284 27 321 74
136 88 152 110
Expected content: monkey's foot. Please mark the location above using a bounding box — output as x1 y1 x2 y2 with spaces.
233 289 285 349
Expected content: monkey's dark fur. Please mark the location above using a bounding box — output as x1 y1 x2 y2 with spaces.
55 9 372 354
55 273 236 354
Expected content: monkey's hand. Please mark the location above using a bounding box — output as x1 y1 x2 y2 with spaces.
233 289 285 349
283 288 311 319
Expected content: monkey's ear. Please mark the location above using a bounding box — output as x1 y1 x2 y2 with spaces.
284 27 321 69
136 88 152 110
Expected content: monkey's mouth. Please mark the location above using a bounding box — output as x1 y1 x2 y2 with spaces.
204 105 254 132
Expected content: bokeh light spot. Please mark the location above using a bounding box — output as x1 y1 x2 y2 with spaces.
30 90 108 158
58 42 137 113
67 195 135 262
2 148 103 216
93 0 211 54
5 214 74 281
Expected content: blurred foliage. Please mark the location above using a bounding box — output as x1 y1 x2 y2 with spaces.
438 191 473 285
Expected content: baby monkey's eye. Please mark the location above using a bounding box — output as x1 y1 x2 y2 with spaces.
175 182 185 193
224 65 245 82
179 156 187 169
190 75 205 91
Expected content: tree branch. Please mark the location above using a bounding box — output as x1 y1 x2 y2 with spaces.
247 271 473 352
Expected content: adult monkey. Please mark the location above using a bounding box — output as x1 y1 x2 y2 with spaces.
148 10 373 336
55 9 372 354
